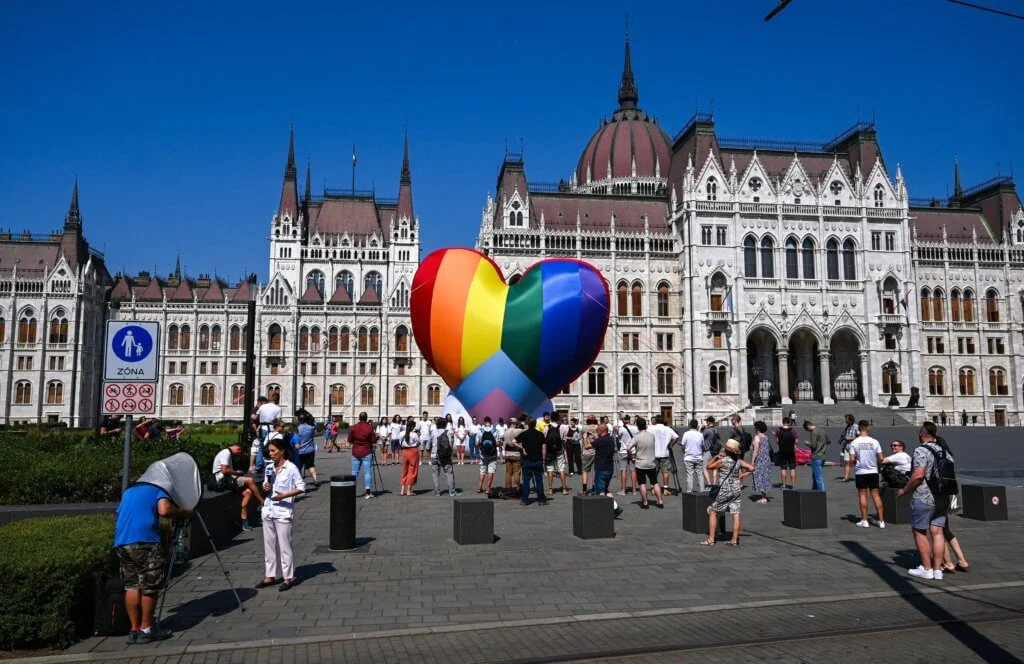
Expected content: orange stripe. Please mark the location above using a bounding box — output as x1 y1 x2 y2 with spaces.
429 249 480 387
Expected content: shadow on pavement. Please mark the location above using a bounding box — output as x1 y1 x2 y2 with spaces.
841 540 1023 664
295 561 336 584
162 588 258 632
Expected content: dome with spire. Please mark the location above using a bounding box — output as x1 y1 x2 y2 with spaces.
574 36 670 195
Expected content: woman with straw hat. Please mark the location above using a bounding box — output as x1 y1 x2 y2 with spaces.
701 439 754 547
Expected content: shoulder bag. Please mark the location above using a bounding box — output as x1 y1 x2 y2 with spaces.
708 456 740 501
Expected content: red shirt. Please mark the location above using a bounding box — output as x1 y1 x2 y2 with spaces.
348 421 375 459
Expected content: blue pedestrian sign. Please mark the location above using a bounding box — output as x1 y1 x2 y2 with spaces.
105 321 160 381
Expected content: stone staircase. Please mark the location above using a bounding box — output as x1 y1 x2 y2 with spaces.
757 401 917 428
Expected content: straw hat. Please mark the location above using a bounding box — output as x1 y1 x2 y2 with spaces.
723 439 741 454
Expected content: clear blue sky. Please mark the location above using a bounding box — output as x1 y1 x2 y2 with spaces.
1 1 1021 282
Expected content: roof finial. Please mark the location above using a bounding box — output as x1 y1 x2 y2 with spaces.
173 252 181 279
953 153 964 199
285 123 297 180
401 124 411 184
617 16 639 110
65 176 81 228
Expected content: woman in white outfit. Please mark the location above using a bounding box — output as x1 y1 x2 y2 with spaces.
256 435 305 592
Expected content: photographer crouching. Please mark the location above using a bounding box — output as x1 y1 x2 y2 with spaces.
114 481 193 644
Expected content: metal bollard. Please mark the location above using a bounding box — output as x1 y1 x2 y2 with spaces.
329 474 357 551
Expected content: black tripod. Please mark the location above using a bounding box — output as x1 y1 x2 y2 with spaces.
667 449 683 495
369 447 386 495
155 513 244 629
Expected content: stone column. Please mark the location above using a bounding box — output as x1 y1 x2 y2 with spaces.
819 350 834 405
859 351 871 405
779 350 791 405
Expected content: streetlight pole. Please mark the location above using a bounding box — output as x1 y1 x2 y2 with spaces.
887 361 900 407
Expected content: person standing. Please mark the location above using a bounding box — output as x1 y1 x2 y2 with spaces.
840 413 859 483
775 417 798 489
960 409 968 427
294 413 319 487
251 395 283 474
580 415 599 495
536 412 552 435
477 417 499 494
565 417 583 477
702 439 754 546
417 411 434 466
114 477 193 643
511 417 547 505
851 420 886 528
454 416 469 465
389 415 404 466
680 420 705 493
398 419 420 496
468 417 481 464
626 417 663 509
702 416 722 485
375 417 391 466
649 415 680 495
256 437 305 592
348 412 376 499
801 420 828 491
939 410 948 426
897 422 948 579
428 418 461 497
495 418 508 464
544 416 569 496
616 415 638 495
751 420 773 503
502 417 523 496
590 424 623 517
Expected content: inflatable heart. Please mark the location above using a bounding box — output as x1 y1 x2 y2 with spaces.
412 248 610 420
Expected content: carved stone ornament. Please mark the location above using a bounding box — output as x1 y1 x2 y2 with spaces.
790 295 798 305
768 295 775 305
749 294 757 304
832 296 840 306
809 295 817 305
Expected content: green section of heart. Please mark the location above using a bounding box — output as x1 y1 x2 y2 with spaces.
500 267 544 382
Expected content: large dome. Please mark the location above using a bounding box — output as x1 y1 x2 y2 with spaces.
574 39 670 189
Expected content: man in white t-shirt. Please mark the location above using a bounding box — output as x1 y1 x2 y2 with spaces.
680 419 706 493
649 415 680 494
251 396 283 472
417 411 434 466
850 420 886 528
212 443 264 530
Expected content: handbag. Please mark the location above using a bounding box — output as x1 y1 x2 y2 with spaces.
708 456 740 501
948 493 961 513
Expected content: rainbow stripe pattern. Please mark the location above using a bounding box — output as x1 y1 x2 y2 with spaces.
411 248 610 420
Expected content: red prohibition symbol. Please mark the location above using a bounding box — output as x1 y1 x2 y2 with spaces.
138 398 154 412
105 398 120 412
105 384 121 398
122 384 138 398
138 384 154 398
121 398 137 412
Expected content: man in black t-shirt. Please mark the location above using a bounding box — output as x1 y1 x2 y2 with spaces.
776 417 798 489
100 414 124 437
510 418 547 505
591 424 623 517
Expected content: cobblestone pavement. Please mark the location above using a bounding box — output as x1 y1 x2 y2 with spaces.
33 450 1024 663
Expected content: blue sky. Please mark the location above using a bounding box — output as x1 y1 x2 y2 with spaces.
1 0 1022 283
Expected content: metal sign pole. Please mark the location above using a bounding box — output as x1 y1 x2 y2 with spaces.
121 414 133 495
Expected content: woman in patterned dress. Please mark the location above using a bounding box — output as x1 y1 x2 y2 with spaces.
751 420 773 504
702 439 755 546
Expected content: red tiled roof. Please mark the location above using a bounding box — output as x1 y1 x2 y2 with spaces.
200 279 226 302
137 278 165 302
530 193 669 232
308 198 381 238
911 208 995 243
357 284 381 305
231 280 254 303
329 284 353 305
299 282 323 304
167 280 194 302
109 276 133 301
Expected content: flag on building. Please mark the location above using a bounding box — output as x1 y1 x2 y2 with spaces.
725 285 734 315
899 286 912 311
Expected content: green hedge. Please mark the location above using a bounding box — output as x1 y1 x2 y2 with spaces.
0 434 225 505
0 514 117 650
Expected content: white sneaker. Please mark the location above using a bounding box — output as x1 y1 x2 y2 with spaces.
932 570 943 580
908 566 934 579
856 520 870 528
878 521 886 529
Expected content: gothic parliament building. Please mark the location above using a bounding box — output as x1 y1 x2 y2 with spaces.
3 39 1023 428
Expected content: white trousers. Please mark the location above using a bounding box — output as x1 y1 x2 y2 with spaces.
263 517 294 580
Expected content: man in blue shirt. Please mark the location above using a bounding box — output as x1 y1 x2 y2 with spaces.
114 483 192 644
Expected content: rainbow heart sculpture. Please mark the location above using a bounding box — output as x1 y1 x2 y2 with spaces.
411 248 610 420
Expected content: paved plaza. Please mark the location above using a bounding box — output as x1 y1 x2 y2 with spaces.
32 451 1024 663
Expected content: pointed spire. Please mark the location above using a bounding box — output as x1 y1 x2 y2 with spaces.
617 18 639 110
173 253 181 279
64 177 81 228
397 128 415 222
400 125 411 185
953 154 964 199
303 157 312 205
285 124 297 180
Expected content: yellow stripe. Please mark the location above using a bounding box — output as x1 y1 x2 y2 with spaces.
461 259 507 376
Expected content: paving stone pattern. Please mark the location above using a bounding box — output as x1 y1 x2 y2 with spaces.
62 450 1024 662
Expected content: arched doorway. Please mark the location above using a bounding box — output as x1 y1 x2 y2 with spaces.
746 328 780 406
787 328 820 402
830 329 862 401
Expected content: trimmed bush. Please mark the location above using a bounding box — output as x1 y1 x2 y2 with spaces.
0 434 224 505
0 514 117 649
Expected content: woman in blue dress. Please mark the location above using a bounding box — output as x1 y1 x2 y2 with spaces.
751 420 773 503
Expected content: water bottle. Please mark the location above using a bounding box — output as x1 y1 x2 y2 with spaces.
174 528 188 571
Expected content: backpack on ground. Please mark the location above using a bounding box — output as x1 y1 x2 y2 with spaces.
480 429 497 458
436 431 453 464
925 446 959 497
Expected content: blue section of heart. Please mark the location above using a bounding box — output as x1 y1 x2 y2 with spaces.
451 350 552 419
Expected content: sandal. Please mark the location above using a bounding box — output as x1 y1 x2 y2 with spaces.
956 562 971 572
699 538 716 546
726 541 740 547
255 578 277 589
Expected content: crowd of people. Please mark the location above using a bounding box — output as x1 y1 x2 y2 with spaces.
112 402 974 644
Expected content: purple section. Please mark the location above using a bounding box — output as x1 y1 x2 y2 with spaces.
572 266 609 373
537 262 582 395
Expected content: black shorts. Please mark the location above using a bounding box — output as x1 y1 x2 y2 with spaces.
635 467 658 486
855 473 880 489
777 454 796 470
299 451 316 468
